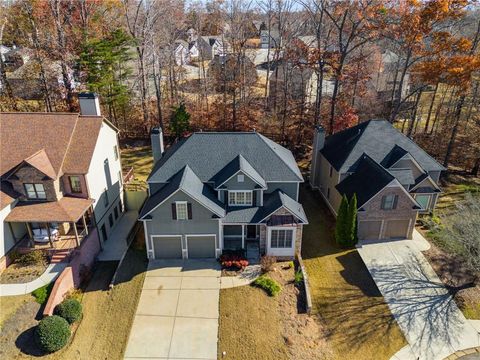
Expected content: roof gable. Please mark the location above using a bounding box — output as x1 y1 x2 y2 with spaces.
322 120 445 173
22 149 56 179
213 154 266 189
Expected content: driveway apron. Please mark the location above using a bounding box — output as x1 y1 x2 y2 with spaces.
125 259 221 360
357 234 480 360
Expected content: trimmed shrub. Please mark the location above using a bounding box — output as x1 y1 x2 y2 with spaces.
219 253 249 270
294 269 304 285
55 298 83 324
335 195 349 247
260 255 276 273
32 282 54 304
35 315 71 353
253 275 281 296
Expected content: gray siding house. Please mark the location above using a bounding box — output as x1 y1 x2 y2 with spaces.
140 130 307 260
310 120 445 241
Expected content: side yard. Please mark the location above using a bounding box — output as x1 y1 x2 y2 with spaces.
300 186 407 360
418 173 480 319
121 145 153 189
0 241 147 360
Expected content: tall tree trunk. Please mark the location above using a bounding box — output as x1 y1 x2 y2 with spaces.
152 52 163 129
443 94 465 168
407 90 422 137
389 49 411 123
424 83 438 133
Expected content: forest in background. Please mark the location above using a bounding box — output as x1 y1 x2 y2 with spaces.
0 0 479 174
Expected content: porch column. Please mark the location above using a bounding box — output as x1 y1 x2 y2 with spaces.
82 214 88 235
241 225 245 249
46 223 54 248
73 222 80 247
25 222 34 247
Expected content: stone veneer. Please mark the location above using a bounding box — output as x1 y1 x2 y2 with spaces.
10 164 62 201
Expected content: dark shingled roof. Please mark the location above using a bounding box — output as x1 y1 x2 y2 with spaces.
140 165 226 219
336 154 395 207
389 168 415 186
147 132 303 184
321 120 445 173
380 145 409 168
212 154 266 189
222 190 308 224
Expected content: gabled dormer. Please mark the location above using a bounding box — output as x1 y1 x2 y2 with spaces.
212 154 266 207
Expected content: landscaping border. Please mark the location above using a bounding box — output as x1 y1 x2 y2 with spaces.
296 251 312 314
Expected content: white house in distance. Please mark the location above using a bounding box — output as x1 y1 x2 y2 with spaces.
0 93 124 271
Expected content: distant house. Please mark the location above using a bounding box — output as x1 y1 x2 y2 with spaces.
139 130 307 260
296 36 317 49
267 59 334 105
260 28 281 49
208 54 257 92
173 40 190 66
373 50 411 102
0 93 125 272
310 120 445 241
190 36 228 61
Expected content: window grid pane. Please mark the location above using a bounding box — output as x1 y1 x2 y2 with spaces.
177 203 188 220
271 229 294 248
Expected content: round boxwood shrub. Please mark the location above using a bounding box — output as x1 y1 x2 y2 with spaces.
55 298 82 324
35 315 71 353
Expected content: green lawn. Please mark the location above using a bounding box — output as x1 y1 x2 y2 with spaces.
121 146 153 189
300 186 407 360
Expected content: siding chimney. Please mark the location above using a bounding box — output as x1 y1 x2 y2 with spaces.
151 127 164 163
310 125 325 188
78 92 101 116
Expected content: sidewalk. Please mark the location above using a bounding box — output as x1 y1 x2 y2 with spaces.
97 211 138 261
0 262 67 297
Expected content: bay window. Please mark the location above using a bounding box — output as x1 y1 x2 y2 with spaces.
270 228 294 248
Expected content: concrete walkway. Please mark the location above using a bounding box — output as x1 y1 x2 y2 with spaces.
97 211 138 261
357 230 480 360
125 259 221 360
0 262 67 296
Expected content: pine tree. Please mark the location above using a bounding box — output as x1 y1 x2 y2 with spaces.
169 103 191 139
335 195 349 247
347 193 358 246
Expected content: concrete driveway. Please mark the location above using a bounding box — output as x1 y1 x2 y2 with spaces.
124 259 221 360
357 231 480 360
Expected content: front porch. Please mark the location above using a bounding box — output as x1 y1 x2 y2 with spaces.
5 197 95 259
223 224 260 250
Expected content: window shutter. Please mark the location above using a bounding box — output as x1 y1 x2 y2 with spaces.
252 191 257 206
393 195 399 210
172 203 177 220
187 203 193 219
380 196 386 210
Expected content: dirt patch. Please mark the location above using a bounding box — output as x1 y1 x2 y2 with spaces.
0 298 42 359
269 263 332 360
423 240 480 319
1 262 48 284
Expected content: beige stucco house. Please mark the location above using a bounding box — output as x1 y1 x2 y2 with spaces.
310 120 445 241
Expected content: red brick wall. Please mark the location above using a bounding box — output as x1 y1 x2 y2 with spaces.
43 267 74 316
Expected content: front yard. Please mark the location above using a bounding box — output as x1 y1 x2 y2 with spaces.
0 243 147 359
300 186 407 360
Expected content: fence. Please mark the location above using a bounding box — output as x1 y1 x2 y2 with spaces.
124 189 148 211
296 251 313 314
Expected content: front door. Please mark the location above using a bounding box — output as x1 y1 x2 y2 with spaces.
246 225 257 240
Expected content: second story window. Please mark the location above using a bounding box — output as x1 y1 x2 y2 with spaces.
69 176 82 193
228 191 253 206
329 166 333 177
381 194 398 210
104 188 109 206
24 183 46 199
113 145 119 161
174 201 190 220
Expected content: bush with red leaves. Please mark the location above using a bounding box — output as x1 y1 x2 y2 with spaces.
220 254 249 270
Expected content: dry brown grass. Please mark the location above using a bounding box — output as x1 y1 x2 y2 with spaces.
300 186 407 360
0 294 33 330
218 285 290 360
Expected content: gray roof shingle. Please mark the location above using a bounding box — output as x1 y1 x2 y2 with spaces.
212 154 266 189
321 120 445 173
148 132 303 183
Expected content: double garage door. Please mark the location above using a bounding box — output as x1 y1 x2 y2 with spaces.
152 235 216 259
358 220 410 241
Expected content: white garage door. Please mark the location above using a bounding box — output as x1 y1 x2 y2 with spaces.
358 221 382 241
187 235 216 258
152 236 183 259
384 220 410 239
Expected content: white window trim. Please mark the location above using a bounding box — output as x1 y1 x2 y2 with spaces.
228 190 253 206
414 194 431 210
175 201 188 220
267 226 296 257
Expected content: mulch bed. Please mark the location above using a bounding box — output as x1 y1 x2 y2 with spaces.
268 262 332 360
0 262 49 284
422 240 480 319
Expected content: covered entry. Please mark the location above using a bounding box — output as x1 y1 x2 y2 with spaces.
186 235 216 258
152 235 182 259
358 220 382 241
384 220 410 239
